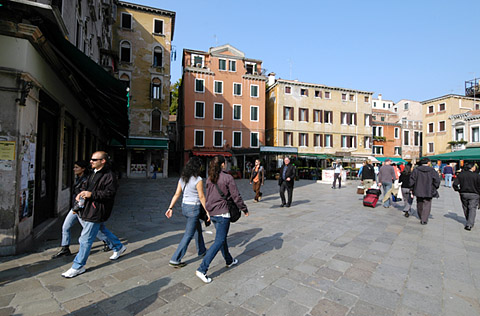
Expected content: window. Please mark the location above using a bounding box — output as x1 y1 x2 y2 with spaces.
194 130 204 147
119 72 130 89
476 103 480 110
153 19 163 34
299 108 308 122
120 41 131 62
284 106 293 121
151 77 161 99
245 62 257 74
251 132 259 148
364 96 370 103
315 90 322 98
314 134 322 147
341 135 356 148
364 114 371 127
121 13 132 29
219 59 226 71
428 122 434 133
373 146 384 155
439 121 446 132
455 128 464 141
313 110 323 123
195 101 205 118
250 85 259 97
250 106 259 121
214 130 223 147
414 131 421 146
299 133 308 147
342 93 347 101
300 89 308 97
341 112 348 125
364 136 371 149
383 103 386 108
404 102 409 110
214 81 223 94
151 109 161 132
394 147 401 156
153 46 163 67
195 78 204 93
324 111 333 124
229 60 236 72
428 143 434 153
373 126 383 137
192 54 204 67
284 132 293 146
233 83 242 96
324 91 331 99
324 134 332 147
472 127 480 142
404 130 410 145
349 94 355 101
233 131 242 147
428 105 434 114
381 117 385 121
438 103 446 112
285 86 292 94
233 105 241 120
341 112 356 125
214 103 223 120
394 127 399 139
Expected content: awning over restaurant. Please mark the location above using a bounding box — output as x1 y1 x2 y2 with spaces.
375 157 408 164
193 151 232 157
126 138 168 149
426 147 480 161
298 153 332 159
260 146 298 154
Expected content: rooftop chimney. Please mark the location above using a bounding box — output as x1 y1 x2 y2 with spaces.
268 72 276 86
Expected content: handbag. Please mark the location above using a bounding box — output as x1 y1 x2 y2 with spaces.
199 204 211 226
357 185 365 195
215 184 241 223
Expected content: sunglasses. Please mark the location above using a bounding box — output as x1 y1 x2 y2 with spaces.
90 158 102 161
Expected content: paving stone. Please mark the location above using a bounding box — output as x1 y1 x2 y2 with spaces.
157 282 192 303
360 284 401 310
62 291 110 313
241 294 274 314
0 294 14 308
0 307 15 316
286 284 323 308
344 267 372 283
13 298 61 316
315 267 343 281
325 286 359 308
265 299 310 316
310 298 349 316
347 300 394 316
334 277 366 297
259 285 289 302
401 289 443 316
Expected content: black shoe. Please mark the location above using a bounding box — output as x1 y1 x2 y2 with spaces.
103 241 110 252
286 204 291 208
420 221 427 225
404 211 410 218
331 186 336 189
51 246 71 259
465 226 472 231
280 204 285 207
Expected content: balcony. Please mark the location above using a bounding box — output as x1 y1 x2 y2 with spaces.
465 78 480 97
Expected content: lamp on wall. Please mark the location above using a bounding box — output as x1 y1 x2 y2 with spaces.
16 80 33 106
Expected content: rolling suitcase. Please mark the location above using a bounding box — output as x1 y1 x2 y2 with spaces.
363 193 379 207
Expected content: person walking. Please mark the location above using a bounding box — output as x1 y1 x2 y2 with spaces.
165 157 209 267
399 163 414 217
453 162 480 231
410 157 440 225
62 151 126 278
278 157 296 207
377 159 397 208
443 163 454 188
196 155 249 283
52 160 110 259
249 159 265 202
361 159 376 194
332 160 343 189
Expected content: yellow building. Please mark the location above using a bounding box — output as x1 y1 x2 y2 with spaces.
422 94 477 156
266 74 374 161
113 2 175 178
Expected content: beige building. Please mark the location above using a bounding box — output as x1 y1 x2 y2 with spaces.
393 100 423 160
266 75 374 161
422 94 477 156
113 2 175 178
372 94 393 110
449 110 480 151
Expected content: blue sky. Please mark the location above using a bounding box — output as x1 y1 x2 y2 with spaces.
136 0 480 102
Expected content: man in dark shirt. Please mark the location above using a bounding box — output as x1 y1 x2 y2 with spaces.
278 157 295 207
453 162 480 231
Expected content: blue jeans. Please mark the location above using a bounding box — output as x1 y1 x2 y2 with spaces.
72 220 123 269
445 174 453 187
198 216 233 274
170 204 206 264
61 209 108 247
382 182 393 207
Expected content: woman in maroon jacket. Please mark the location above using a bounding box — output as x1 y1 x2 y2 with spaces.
196 155 249 283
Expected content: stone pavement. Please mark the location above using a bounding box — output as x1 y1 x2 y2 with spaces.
1 178 480 316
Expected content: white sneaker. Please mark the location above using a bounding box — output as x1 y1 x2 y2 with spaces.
196 270 212 283
109 245 126 260
61 267 86 278
226 258 238 268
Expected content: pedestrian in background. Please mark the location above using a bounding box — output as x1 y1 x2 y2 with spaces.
196 155 249 283
443 163 454 188
410 157 440 225
361 159 376 194
453 162 480 231
332 159 343 189
399 163 414 217
165 157 209 267
377 159 397 208
249 159 264 203
279 157 296 207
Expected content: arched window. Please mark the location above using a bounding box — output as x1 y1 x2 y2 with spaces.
119 73 130 89
151 77 161 99
151 109 161 132
120 41 131 63
153 46 163 67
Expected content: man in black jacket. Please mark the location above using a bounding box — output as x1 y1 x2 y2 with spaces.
410 157 440 225
361 159 376 195
453 162 480 231
278 157 295 207
62 151 126 278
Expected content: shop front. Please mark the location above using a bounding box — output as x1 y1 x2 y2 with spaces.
126 137 169 178
259 146 298 179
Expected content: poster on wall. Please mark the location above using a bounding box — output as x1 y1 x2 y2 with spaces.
19 181 34 221
0 141 15 160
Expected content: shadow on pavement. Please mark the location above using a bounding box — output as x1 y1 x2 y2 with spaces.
444 211 466 225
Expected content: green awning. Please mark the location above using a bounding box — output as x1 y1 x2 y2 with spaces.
298 153 331 159
375 157 407 164
426 147 480 161
126 138 168 149
260 146 298 154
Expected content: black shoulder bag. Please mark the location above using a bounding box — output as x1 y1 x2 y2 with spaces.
214 183 241 223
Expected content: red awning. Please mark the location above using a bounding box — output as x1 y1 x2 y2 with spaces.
193 151 232 157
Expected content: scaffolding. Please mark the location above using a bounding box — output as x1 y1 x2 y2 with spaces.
465 78 480 97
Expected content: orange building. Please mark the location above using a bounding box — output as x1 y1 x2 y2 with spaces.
179 44 266 171
372 109 402 158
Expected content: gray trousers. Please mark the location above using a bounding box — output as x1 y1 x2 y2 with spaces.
401 188 413 213
460 192 478 227
417 197 432 223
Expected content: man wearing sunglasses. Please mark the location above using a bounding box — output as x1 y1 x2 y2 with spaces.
62 151 126 278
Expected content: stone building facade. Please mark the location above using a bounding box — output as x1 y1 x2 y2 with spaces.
393 99 423 161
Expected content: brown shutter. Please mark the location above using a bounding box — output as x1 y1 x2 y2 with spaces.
320 134 323 147
320 110 323 123
306 109 309 122
354 113 357 125
341 112 344 124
